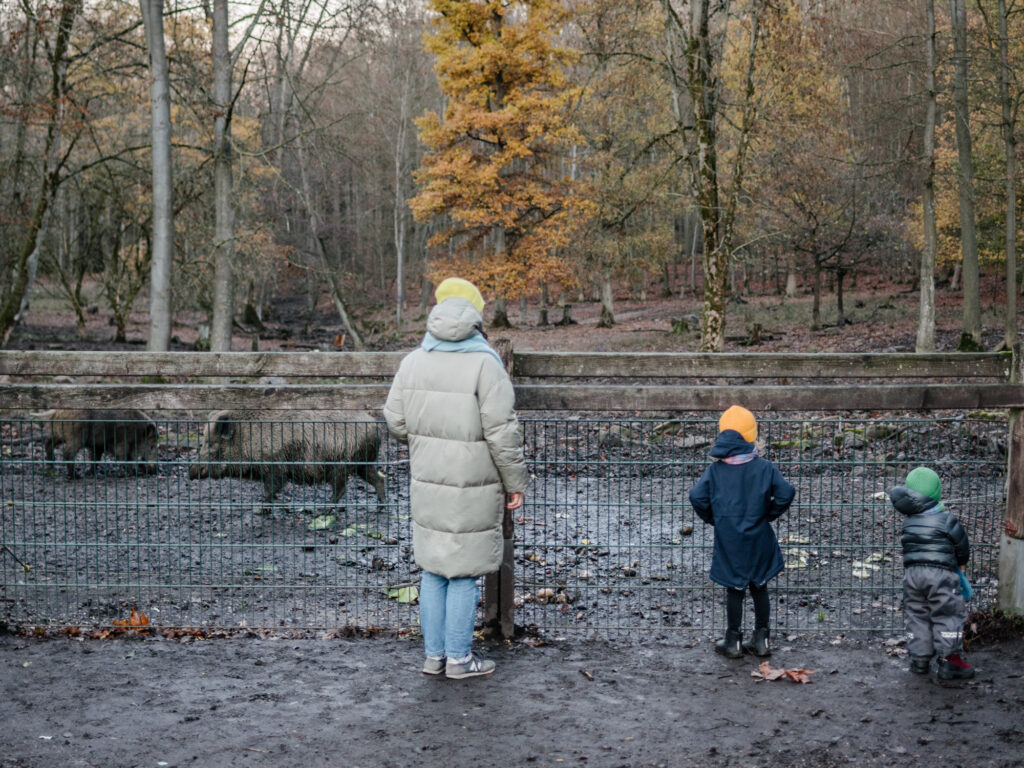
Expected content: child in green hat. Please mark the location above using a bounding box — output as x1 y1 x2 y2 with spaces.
888 467 974 679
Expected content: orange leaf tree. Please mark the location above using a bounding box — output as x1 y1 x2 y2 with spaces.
410 0 591 316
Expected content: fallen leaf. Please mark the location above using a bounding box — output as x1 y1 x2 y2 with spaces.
307 514 336 531
579 668 594 681
112 607 149 630
751 661 815 684
387 585 419 603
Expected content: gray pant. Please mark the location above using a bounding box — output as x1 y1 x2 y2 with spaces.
903 565 967 658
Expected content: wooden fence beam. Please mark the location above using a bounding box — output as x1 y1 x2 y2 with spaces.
514 351 1011 379
2 382 1022 412
1 350 1011 380
0 350 403 378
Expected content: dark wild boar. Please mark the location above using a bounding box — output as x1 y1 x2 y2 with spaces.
38 408 159 478
188 410 386 508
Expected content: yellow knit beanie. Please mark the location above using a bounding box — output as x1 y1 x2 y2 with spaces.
719 405 757 443
435 277 484 313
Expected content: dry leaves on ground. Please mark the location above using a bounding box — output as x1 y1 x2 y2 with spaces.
751 660 815 684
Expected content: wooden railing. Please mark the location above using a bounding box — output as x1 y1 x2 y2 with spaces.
0 349 1018 411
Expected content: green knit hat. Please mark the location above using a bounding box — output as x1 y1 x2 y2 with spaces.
905 466 942 501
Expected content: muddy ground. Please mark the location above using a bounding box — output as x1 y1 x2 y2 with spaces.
1 631 1022 768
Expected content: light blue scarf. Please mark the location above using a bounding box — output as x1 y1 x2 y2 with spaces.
421 331 503 366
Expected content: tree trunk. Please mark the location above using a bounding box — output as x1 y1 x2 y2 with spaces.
811 255 822 330
491 297 512 328
209 0 235 352
917 0 938 352
141 0 174 352
785 253 798 298
949 0 982 349
597 276 615 328
538 283 549 326
835 266 846 326
393 69 410 331
997 0 1017 350
687 0 726 352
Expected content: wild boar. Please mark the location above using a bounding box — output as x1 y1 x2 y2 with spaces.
38 408 159 478
188 410 386 508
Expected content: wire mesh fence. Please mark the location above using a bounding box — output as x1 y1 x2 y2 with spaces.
0 410 1007 638
517 414 1005 638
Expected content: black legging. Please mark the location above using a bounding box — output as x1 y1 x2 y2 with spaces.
726 583 770 632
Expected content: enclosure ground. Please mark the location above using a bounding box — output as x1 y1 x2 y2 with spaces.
1 632 1021 768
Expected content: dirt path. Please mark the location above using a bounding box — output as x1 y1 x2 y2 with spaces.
1 632 1020 768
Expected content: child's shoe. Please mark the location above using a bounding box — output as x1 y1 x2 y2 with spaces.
742 627 771 657
714 630 744 659
909 655 931 675
937 653 975 680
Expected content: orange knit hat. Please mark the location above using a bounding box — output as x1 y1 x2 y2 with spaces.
719 405 757 443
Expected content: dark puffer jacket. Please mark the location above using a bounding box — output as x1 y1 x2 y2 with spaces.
889 485 970 571
688 430 796 589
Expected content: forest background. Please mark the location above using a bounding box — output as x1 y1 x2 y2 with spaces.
1 0 1022 355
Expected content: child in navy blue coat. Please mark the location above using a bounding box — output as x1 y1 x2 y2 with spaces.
689 406 796 658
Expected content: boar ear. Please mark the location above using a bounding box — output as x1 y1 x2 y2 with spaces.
213 411 235 440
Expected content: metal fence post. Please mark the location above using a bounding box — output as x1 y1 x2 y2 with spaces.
484 338 516 639
999 342 1024 614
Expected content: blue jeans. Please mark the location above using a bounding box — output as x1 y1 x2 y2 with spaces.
419 571 479 659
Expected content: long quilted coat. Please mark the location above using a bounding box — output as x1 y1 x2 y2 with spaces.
383 298 529 579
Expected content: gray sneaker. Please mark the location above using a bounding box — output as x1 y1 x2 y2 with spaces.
445 654 495 679
422 656 445 675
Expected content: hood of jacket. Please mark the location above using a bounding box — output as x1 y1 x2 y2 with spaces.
426 297 483 342
709 429 756 459
889 485 943 516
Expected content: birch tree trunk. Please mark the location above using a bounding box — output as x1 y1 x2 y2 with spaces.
949 0 982 349
141 0 174 351
209 0 235 351
917 0 938 352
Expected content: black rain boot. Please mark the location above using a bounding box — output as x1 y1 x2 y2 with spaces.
742 627 771 657
937 653 975 680
714 629 743 659
909 655 932 675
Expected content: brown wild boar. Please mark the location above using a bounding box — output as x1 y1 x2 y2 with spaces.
38 408 159 478
188 410 386 507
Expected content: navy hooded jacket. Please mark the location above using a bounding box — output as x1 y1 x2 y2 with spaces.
688 430 796 589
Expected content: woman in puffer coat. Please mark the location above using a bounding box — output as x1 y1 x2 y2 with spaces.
689 406 796 659
384 278 529 680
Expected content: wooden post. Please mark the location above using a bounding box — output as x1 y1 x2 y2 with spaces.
999 342 1024 614
484 339 516 639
